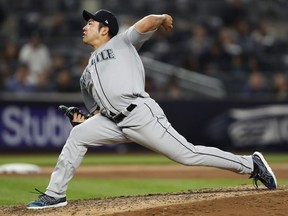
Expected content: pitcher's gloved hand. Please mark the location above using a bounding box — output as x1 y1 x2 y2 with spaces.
58 105 91 127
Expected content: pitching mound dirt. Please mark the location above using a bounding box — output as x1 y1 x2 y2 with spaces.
1 185 288 216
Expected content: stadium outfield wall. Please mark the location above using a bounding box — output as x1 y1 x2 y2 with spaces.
1 93 288 152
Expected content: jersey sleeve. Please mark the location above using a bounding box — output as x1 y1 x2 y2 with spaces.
124 26 156 50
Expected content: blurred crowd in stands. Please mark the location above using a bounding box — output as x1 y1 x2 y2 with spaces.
1 0 288 99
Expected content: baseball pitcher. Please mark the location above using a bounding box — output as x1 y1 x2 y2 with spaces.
27 9 277 209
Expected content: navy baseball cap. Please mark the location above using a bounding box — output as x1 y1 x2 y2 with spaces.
82 9 119 37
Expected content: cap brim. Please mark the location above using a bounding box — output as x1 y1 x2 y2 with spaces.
83 10 98 22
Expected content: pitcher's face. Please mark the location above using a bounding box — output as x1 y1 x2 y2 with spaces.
82 19 101 47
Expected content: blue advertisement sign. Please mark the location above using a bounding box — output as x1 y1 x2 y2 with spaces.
0 104 72 150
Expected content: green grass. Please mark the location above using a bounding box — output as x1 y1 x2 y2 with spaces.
0 152 286 166
0 153 287 206
0 153 175 166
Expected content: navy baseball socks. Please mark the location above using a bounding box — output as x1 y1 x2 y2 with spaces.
250 152 277 190
27 189 67 209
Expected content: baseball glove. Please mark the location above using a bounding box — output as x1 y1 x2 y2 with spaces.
58 105 91 127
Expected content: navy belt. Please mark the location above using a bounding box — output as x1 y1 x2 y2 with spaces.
110 104 137 123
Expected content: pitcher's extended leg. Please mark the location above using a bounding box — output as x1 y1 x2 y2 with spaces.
122 99 253 175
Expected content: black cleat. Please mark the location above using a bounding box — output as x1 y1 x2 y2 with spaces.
27 189 67 209
250 152 277 190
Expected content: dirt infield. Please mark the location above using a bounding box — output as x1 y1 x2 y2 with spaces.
1 164 287 216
